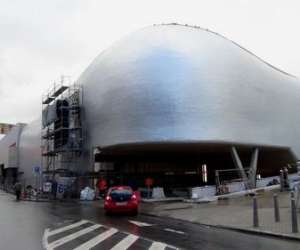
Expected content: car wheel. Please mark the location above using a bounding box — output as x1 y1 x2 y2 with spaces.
131 209 138 216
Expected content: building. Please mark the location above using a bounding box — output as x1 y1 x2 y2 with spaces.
1 24 300 193
0 123 26 188
0 123 14 135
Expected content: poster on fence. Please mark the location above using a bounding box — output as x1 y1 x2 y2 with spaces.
43 182 52 193
56 177 75 199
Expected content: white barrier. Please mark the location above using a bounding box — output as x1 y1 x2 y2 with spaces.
152 187 166 199
190 186 216 199
80 187 95 201
227 181 245 193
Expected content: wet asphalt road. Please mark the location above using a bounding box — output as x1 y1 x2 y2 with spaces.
0 191 299 250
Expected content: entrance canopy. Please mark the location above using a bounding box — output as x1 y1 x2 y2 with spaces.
94 142 296 188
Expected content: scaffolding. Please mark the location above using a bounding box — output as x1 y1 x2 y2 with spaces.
41 76 83 179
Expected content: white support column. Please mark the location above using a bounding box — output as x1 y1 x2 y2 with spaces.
249 148 259 189
230 146 249 190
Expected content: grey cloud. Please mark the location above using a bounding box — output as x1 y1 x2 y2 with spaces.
0 0 299 124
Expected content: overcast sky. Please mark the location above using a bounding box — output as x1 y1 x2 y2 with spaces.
0 0 299 124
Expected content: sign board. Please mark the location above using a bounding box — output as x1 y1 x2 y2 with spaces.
202 164 207 183
33 166 41 175
56 177 76 199
56 178 68 199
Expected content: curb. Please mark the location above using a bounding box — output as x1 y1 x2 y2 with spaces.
205 224 300 242
22 198 52 203
140 211 300 242
21 199 81 204
1 190 52 202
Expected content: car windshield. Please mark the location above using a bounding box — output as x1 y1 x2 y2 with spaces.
110 188 133 201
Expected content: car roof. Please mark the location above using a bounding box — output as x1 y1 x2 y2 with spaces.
110 185 132 189
108 186 132 192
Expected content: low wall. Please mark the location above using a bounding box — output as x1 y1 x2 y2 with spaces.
190 173 300 199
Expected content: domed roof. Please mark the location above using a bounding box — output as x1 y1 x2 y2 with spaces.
78 24 300 155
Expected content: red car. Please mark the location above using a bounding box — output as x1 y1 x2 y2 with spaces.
104 186 139 215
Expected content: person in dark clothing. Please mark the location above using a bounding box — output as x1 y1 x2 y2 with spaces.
14 181 22 201
52 180 57 199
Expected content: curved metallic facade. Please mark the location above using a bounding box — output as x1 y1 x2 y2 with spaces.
18 119 41 184
78 24 300 158
1 24 300 186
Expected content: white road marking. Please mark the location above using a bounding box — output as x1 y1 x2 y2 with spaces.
47 224 101 249
129 220 154 227
46 220 89 237
42 228 50 250
110 234 139 250
164 228 186 235
43 220 179 250
149 241 168 250
73 228 118 250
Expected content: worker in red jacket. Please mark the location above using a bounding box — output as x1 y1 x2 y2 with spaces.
98 177 107 198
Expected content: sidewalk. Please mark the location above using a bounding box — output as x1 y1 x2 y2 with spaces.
140 190 300 240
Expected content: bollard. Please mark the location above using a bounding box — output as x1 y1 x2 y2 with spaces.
291 195 299 233
253 195 259 227
291 191 295 199
273 194 280 222
296 185 300 210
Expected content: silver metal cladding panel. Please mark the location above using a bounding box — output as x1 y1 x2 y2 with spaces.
77 24 300 158
3 24 300 177
18 119 41 185
0 124 24 169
